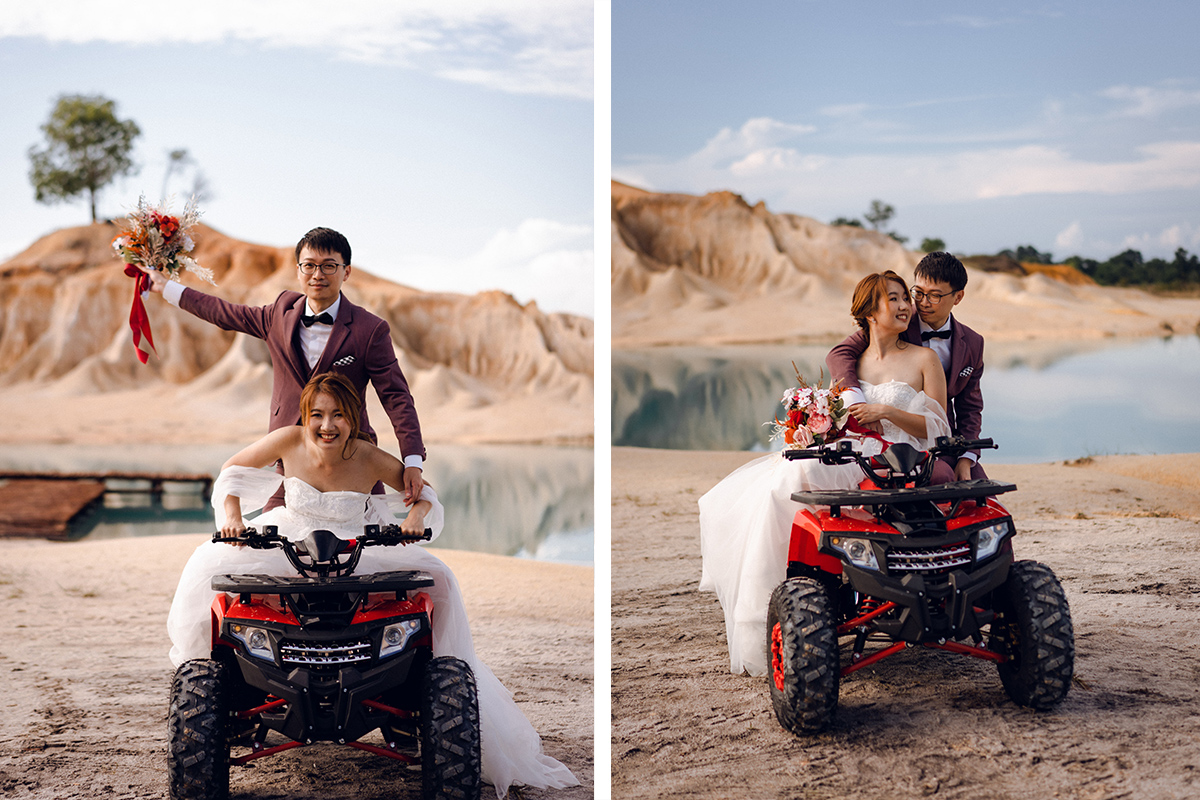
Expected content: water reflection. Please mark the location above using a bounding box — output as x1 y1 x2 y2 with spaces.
0 444 593 564
613 336 1200 462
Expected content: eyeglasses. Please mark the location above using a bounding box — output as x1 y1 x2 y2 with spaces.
298 262 344 275
911 288 955 303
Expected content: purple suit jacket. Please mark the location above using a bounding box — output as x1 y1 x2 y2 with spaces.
825 314 985 449
180 288 425 460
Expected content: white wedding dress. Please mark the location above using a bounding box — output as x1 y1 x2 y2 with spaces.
167 466 578 797
698 380 950 677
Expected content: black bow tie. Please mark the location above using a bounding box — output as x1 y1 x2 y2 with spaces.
301 312 334 328
921 328 952 341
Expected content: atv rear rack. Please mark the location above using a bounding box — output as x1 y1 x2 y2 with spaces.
791 479 1017 519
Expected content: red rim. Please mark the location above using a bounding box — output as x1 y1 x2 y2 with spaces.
771 622 785 692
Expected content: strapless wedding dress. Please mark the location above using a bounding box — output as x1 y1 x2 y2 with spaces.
697 380 950 676
167 467 578 796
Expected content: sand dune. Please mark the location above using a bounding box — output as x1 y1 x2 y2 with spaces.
0 223 593 447
612 181 1200 347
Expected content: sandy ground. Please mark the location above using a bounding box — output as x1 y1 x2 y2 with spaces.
0 536 593 799
612 447 1200 800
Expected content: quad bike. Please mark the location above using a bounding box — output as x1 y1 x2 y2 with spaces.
768 436 1074 735
167 524 482 800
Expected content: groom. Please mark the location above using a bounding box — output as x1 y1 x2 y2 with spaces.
826 251 986 483
144 226 426 503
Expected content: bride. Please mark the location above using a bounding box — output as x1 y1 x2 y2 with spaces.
698 271 951 677
167 372 578 796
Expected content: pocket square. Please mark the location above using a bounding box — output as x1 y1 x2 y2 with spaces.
959 365 974 378
333 355 355 367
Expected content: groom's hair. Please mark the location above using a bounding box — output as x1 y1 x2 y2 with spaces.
295 227 352 265
300 372 373 459
851 270 910 340
914 251 967 291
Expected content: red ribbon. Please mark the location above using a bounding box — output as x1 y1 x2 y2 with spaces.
124 264 156 364
844 417 890 450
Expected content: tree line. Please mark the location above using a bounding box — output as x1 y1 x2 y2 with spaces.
832 204 1199 291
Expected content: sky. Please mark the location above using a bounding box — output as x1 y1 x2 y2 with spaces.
612 1 1200 263
0 1 594 316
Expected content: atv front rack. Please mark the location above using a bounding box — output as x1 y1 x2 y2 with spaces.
791 479 1017 519
213 569 435 595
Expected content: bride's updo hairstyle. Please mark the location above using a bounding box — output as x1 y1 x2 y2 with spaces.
299 371 373 459
850 270 910 342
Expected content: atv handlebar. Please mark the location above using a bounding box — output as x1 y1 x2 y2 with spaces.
211 524 433 578
783 435 998 488
212 524 433 548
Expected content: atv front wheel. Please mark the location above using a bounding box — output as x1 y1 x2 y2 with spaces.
167 659 231 800
992 560 1074 709
420 656 482 800
767 578 839 734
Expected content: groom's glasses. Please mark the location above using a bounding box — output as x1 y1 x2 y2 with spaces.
298 262 345 275
911 288 954 303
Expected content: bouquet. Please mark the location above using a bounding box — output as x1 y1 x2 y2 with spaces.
112 195 214 283
112 196 215 363
767 365 850 449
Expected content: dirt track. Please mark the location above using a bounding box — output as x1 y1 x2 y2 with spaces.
612 448 1200 800
0 535 593 800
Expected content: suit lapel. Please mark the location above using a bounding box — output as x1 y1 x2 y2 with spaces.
283 295 312 384
313 294 354 375
946 315 967 393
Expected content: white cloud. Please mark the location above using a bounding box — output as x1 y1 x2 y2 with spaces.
1055 221 1084 251
1101 83 1200 118
409 219 593 317
690 117 817 168
1119 223 1200 255
0 0 593 99
616 115 1200 209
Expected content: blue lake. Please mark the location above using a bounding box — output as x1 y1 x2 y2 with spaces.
612 336 1200 463
0 443 593 566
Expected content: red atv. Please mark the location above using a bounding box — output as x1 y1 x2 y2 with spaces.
167 524 482 800
768 436 1074 734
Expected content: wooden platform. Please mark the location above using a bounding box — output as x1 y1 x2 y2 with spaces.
0 479 106 539
0 471 213 539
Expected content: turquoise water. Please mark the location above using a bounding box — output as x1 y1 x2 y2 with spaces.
0 443 593 566
613 336 1200 463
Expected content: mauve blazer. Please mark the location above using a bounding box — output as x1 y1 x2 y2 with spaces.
180 288 425 460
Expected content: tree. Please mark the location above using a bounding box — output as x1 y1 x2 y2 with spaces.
830 216 863 228
920 237 946 253
863 200 895 231
161 147 215 204
28 94 141 223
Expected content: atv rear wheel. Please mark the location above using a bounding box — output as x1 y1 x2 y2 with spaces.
767 578 839 734
420 656 482 800
992 560 1074 709
168 659 231 800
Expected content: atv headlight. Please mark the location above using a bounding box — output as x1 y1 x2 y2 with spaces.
974 522 1010 561
829 536 880 571
379 619 422 659
230 624 275 662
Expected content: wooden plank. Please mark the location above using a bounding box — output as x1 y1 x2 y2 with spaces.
0 479 106 539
